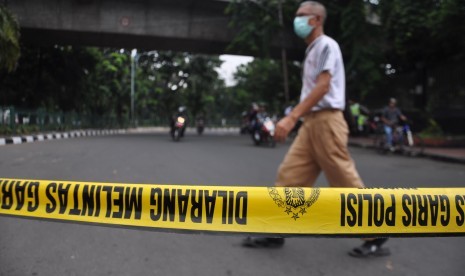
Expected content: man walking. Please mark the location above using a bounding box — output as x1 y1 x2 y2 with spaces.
242 1 389 258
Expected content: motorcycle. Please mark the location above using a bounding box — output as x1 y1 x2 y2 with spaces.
171 115 187 141
373 122 424 156
251 116 276 147
196 118 205 135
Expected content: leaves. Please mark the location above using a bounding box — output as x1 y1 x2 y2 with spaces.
2 0 463 129
226 0 464 108
231 57 301 115
0 45 228 126
225 0 285 58
378 0 465 68
0 4 20 72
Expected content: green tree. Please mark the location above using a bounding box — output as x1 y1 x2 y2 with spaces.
1 45 227 127
0 4 20 72
1 45 99 111
378 0 465 68
226 0 385 103
232 58 301 115
379 0 438 71
136 51 190 121
183 54 223 119
134 51 226 124
378 0 465 112
226 0 294 58
338 1 383 101
84 49 131 125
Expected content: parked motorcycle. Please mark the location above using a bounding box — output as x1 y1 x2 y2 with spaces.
251 117 276 147
171 115 187 141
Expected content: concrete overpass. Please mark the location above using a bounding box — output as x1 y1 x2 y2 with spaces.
7 0 305 60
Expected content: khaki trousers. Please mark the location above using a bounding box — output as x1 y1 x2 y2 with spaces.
276 110 364 188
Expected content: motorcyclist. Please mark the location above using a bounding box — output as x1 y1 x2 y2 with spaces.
381 98 407 150
349 99 370 136
247 103 259 133
252 103 270 133
171 106 189 137
195 112 205 135
250 102 275 147
256 103 268 122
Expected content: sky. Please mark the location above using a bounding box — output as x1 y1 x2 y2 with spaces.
216 54 254 87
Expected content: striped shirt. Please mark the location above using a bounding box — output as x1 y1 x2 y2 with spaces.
300 35 346 111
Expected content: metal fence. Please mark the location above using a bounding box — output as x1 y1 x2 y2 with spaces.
0 107 243 135
0 107 130 135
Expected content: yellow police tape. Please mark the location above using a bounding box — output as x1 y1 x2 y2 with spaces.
1 178 464 236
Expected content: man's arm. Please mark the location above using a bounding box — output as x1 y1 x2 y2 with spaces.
398 109 407 122
274 71 331 142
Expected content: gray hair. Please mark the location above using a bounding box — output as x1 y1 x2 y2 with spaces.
299 1 327 23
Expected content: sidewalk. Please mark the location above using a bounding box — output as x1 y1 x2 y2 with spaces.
0 129 127 145
0 127 240 146
349 136 465 165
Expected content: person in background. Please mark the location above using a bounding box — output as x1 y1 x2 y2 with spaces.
381 98 407 151
349 99 361 135
170 106 189 137
349 99 370 135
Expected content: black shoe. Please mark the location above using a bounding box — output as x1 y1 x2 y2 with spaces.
242 237 285 248
348 238 390 258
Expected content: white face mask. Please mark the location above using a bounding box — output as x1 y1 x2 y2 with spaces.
293 15 315 39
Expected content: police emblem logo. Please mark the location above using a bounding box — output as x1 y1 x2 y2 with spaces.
285 188 305 208
268 187 320 220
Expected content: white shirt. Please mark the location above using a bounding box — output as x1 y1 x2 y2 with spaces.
300 35 346 111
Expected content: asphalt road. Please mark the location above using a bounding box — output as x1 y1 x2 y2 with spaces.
0 132 464 276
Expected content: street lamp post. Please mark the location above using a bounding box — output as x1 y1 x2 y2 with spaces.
130 52 136 126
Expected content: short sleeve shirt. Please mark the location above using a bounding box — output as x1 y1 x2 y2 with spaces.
382 107 402 125
300 35 346 111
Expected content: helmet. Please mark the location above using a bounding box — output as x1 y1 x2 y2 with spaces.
178 106 186 113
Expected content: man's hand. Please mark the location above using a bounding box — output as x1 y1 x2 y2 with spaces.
274 115 297 142
273 72 330 142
